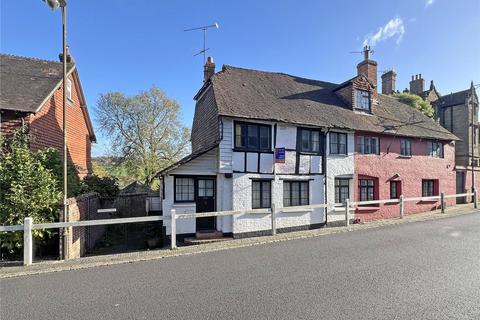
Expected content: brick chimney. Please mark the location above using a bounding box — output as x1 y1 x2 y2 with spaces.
409 74 425 95
357 45 378 92
59 46 73 63
381 70 396 95
203 56 216 82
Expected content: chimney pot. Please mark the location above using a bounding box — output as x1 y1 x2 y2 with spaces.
409 73 426 95
203 56 216 82
381 69 397 95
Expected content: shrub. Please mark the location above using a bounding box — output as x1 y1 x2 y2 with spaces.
393 92 435 119
0 134 61 253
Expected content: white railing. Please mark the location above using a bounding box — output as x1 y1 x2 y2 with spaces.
0 191 477 266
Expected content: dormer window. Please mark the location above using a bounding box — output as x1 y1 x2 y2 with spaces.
355 89 371 112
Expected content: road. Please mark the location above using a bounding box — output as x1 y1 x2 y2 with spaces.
1 212 480 320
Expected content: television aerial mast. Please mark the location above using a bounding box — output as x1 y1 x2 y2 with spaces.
184 22 219 64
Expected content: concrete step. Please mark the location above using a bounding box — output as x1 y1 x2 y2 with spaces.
195 231 223 240
183 237 233 246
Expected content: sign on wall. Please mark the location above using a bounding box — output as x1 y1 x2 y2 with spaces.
275 147 285 163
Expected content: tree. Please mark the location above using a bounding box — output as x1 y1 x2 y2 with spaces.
0 134 61 253
96 86 190 185
393 92 435 119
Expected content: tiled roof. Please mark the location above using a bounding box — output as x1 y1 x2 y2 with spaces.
0 54 74 113
209 65 458 141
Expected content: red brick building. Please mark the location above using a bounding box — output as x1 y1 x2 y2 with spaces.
0 53 96 177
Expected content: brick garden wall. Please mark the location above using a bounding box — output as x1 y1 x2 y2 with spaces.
66 192 98 259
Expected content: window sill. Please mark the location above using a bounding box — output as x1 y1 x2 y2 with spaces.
329 154 349 157
280 208 313 214
397 155 412 159
173 202 196 207
232 148 274 154
418 199 439 204
356 206 380 211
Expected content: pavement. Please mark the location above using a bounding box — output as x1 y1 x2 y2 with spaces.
1 207 480 319
0 204 477 279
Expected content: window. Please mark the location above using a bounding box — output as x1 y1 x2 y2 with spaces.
422 180 435 197
334 178 350 204
66 78 72 101
442 107 453 132
400 139 412 156
357 136 379 154
299 128 322 153
355 89 371 111
427 141 444 158
390 181 400 199
359 179 375 202
198 179 214 197
175 177 194 202
283 181 309 207
235 122 271 151
330 132 347 155
252 180 271 209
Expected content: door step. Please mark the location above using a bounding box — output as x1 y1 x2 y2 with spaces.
183 231 231 245
183 237 232 246
195 231 223 240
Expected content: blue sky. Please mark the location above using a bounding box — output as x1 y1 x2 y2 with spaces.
1 0 479 156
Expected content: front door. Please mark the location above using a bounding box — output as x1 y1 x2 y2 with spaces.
456 171 466 204
196 178 216 231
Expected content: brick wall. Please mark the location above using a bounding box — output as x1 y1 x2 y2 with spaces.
29 73 92 177
0 110 27 136
66 192 98 259
354 132 456 222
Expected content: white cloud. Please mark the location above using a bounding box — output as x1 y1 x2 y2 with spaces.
425 0 435 8
363 17 405 47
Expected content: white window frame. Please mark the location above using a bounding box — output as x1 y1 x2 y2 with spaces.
354 89 371 112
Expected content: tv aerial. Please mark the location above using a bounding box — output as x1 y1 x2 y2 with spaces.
184 23 219 64
350 45 374 59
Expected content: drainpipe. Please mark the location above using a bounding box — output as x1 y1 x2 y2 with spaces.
323 128 330 225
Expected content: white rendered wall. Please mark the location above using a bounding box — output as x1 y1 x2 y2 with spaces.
232 172 325 235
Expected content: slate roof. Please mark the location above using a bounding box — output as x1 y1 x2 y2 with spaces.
208 65 458 141
436 90 470 108
0 54 75 113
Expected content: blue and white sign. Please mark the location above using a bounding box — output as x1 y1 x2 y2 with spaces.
275 147 286 163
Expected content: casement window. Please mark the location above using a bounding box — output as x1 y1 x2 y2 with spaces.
354 89 371 112
334 178 350 204
427 141 444 158
330 132 347 155
422 180 436 197
252 180 271 209
400 139 412 156
390 181 400 199
66 78 73 101
174 177 195 202
283 181 309 207
234 122 271 151
357 136 379 155
299 128 322 154
359 179 375 202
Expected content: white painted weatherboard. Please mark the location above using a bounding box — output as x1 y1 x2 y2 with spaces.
326 131 355 223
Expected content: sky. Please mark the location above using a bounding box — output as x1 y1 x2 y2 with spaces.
1 0 479 156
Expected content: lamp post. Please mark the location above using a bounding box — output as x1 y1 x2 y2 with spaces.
43 0 68 260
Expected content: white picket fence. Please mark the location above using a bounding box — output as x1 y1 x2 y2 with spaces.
0 191 477 266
